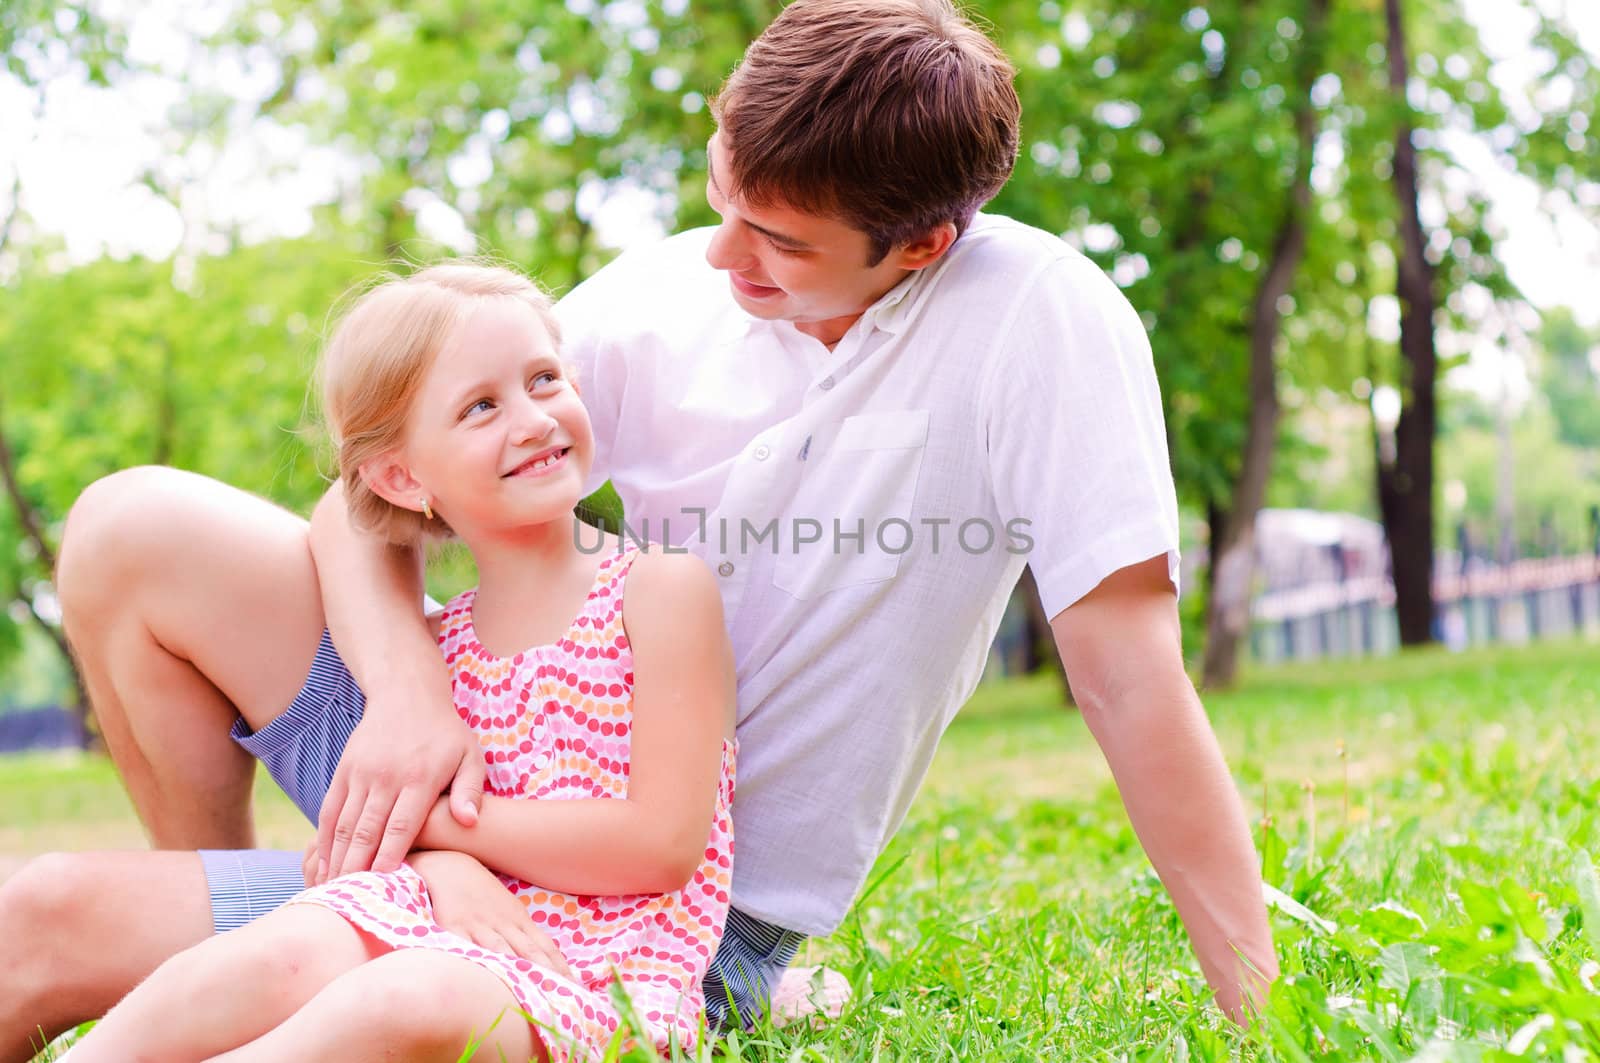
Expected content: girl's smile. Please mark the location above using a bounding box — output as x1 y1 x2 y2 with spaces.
503 445 571 479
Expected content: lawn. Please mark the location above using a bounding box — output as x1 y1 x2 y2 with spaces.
7 637 1600 1060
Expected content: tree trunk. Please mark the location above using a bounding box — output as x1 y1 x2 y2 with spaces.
1378 0 1439 646
1201 0 1330 689
0 405 91 740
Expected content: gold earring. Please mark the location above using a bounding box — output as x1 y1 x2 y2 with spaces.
421 497 433 521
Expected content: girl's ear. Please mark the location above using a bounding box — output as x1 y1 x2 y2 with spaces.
359 453 427 514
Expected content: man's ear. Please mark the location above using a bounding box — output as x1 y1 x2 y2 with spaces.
359 453 427 514
893 221 958 272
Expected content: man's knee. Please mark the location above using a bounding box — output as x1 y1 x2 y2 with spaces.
0 850 213 1014
0 853 106 1015
0 852 94 949
58 466 179 625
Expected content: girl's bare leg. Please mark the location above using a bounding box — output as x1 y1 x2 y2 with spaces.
207 949 542 1063
64 905 375 1063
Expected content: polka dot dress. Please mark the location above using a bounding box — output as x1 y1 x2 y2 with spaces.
289 547 736 1061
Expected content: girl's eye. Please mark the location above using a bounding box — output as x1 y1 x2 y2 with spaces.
530 371 560 390
464 399 494 418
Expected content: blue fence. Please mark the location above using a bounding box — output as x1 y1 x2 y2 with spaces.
1250 556 1600 663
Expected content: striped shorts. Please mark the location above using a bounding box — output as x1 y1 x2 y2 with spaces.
205 630 804 1029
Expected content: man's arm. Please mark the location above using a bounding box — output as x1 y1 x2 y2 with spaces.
1050 555 1278 1021
306 481 486 881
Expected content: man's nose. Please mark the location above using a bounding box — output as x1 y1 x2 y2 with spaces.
705 217 756 272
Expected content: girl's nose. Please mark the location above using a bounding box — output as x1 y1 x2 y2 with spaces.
510 393 559 444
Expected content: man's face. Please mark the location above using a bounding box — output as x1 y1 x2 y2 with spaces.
703 133 916 346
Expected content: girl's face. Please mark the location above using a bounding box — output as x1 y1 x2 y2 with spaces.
395 297 593 540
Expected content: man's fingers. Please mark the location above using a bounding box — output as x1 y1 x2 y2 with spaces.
316 772 353 878
449 753 487 827
334 791 396 879
373 786 434 873
322 784 367 884
323 787 388 877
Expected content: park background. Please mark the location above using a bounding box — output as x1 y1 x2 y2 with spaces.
3 0 1600 1059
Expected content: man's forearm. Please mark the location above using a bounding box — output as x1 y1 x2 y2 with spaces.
306 483 485 875
1078 671 1277 1017
307 481 443 700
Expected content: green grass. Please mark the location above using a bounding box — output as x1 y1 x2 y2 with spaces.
11 638 1600 1060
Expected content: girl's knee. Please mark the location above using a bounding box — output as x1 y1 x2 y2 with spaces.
334 951 535 1059
227 906 361 983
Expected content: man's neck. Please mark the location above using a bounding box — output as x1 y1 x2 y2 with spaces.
795 314 859 350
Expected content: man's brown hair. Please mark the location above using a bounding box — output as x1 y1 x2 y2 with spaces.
712 0 1021 265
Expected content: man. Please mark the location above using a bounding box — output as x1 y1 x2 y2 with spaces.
0 1 1275 1056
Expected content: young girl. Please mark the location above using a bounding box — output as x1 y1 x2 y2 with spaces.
66 263 738 1062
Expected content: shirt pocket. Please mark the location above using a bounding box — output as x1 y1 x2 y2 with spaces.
773 409 930 601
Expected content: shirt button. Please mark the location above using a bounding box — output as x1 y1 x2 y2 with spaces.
819 376 835 391
753 444 771 461
717 561 735 577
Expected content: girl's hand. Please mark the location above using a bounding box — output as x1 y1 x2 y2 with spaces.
407 849 576 982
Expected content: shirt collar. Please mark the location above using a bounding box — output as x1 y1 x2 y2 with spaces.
857 254 948 337
741 234 959 345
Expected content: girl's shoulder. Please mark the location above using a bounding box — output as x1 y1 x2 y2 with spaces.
617 548 725 633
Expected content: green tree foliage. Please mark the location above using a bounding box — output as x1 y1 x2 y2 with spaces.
1535 307 1600 451
3 0 1600 698
233 0 783 285
1440 401 1600 558
0 235 371 707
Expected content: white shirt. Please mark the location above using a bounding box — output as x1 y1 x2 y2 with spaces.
554 214 1180 936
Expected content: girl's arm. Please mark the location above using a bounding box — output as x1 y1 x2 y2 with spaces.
416 549 736 896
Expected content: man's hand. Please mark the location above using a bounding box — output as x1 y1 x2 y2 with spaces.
314 694 487 882
408 849 576 981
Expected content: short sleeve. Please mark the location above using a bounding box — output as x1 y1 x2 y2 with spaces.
982 254 1181 620
553 260 628 497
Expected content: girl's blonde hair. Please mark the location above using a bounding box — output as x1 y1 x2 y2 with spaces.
319 261 562 546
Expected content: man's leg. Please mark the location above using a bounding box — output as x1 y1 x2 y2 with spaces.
703 908 809 1030
0 851 213 1063
56 465 327 848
